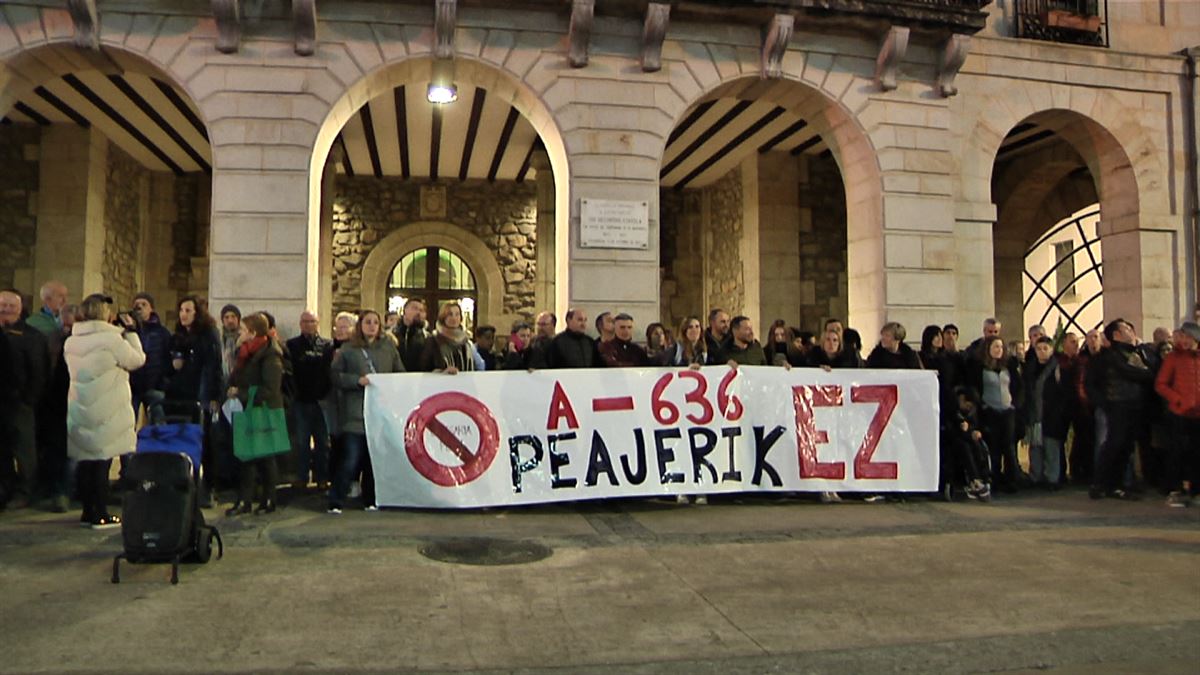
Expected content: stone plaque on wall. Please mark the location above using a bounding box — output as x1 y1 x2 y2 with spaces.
420 183 447 219
580 198 649 249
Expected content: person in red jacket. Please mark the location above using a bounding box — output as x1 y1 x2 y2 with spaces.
1156 322 1200 507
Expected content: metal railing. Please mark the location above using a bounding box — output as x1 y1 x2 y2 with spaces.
1015 0 1109 47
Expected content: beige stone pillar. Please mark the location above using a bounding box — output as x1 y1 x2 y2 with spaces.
992 234 1026 342
756 152 802 328
954 200 998 333
532 150 556 314
1100 225 1178 333
140 173 178 315
34 126 106 298
739 155 761 330
208 164 311 340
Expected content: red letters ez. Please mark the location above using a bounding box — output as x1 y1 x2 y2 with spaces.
793 385 845 479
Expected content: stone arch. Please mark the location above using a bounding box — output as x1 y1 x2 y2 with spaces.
310 55 570 318
654 67 885 332
360 222 505 328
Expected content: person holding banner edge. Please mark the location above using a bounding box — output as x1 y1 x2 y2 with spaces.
329 310 404 514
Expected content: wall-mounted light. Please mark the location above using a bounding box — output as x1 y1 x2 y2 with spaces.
428 58 457 104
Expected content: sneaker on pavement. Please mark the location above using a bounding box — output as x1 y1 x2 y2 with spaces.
1108 489 1139 501
327 506 342 515
675 494 689 504
364 505 379 512
90 515 121 530
863 494 886 504
1166 491 1188 508
694 495 708 505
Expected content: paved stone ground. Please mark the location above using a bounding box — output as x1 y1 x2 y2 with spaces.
1 488 1197 674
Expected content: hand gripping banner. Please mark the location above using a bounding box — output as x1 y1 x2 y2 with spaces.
364 366 940 508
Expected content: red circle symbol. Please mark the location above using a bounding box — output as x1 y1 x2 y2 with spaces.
404 391 500 487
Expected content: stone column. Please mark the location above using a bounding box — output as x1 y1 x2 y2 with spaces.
1100 223 1178 333
756 152 802 328
141 173 179 316
992 234 1026 341
34 126 106 297
208 161 311 340
318 154 336 327
739 155 761 329
955 200 998 332
531 150 555 314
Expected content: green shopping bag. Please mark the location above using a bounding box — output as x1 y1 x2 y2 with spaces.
232 386 291 461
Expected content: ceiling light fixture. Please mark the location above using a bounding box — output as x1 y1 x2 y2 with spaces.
428 58 458 104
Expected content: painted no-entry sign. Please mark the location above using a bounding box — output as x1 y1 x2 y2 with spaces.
404 391 500 487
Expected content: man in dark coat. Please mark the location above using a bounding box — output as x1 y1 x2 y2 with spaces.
286 311 333 488
1089 318 1156 500
392 298 427 372
0 289 50 509
705 308 732 364
598 313 650 367
725 316 767 366
547 308 604 369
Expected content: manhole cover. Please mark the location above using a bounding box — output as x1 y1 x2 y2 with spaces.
419 537 553 566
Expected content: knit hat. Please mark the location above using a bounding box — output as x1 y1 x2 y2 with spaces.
132 291 155 308
1181 321 1200 343
220 303 241 320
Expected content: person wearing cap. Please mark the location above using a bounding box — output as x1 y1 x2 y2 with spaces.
64 293 146 528
1156 322 1200 507
0 288 50 510
129 292 173 426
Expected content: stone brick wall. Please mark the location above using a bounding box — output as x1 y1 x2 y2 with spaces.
102 144 146 309
331 177 537 316
659 189 704 331
704 166 744 317
170 174 200 295
799 155 848 331
0 125 39 290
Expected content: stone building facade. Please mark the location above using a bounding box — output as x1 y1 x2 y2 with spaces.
0 1 1195 341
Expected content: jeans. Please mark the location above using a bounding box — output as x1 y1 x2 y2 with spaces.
1029 436 1062 484
330 433 374 509
291 401 330 485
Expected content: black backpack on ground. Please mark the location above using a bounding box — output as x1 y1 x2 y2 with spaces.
111 452 222 585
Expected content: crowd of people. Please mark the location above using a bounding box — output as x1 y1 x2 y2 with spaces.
1 279 1198 526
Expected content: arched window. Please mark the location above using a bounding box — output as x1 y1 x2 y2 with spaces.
387 247 477 330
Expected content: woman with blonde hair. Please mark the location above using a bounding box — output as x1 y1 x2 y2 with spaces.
419 302 478 373
666 316 714 367
64 294 146 528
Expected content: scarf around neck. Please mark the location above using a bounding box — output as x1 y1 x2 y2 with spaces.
234 335 270 374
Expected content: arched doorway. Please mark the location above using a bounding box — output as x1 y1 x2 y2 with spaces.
387 246 477 331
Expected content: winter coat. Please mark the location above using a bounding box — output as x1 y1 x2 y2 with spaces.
866 343 922 370
1090 342 1155 409
665 342 715 367
165 327 222 405
130 314 173 396
726 341 768 366
1155 348 1200 418
232 341 286 410
3 320 49 406
0 329 16 407
807 348 862 370
599 338 651 368
546 330 605 369
64 321 146 462
394 320 428 373
331 338 405 435
704 329 732 364
286 333 334 403
1024 357 1069 442
420 333 479 373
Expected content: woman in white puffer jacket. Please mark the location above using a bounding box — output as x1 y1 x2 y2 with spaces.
64 294 146 528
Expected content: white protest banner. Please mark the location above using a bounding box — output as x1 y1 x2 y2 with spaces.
364 366 939 508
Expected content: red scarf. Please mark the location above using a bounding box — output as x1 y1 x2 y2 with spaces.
234 335 270 376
